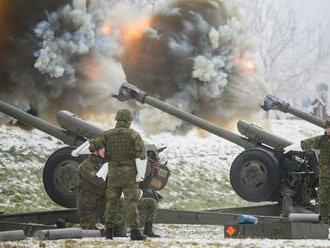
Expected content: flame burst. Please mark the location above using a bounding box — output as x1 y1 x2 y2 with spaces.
122 17 151 44
100 23 112 36
235 57 255 72
99 16 151 43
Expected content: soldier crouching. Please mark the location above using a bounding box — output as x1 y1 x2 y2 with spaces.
76 154 105 229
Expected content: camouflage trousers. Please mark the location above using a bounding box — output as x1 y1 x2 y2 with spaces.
104 181 140 229
116 197 158 224
79 212 101 230
114 197 158 236
77 191 105 230
318 175 330 223
138 198 158 223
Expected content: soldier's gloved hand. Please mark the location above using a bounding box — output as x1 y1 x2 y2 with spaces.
283 142 303 154
71 141 91 157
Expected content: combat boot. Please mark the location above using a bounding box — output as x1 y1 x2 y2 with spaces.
143 222 160 238
130 229 146 240
113 226 128 237
105 228 113 239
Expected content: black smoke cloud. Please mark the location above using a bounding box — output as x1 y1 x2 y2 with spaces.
0 0 267 134
0 0 70 113
121 0 267 132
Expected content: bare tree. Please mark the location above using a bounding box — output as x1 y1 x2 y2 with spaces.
237 0 330 102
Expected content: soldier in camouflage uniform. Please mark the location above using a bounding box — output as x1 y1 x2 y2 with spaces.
114 183 162 238
76 154 105 229
285 118 330 224
89 109 147 240
139 183 162 237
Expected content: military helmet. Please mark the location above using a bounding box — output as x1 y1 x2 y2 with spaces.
325 118 330 128
115 109 133 122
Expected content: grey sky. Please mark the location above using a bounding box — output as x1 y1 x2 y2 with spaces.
293 0 330 25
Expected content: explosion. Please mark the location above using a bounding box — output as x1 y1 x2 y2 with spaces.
122 17 151 44
121 0 267 131
0 0 268 134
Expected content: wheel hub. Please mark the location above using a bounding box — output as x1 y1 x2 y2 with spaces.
241 160 267 191
53 160 79 195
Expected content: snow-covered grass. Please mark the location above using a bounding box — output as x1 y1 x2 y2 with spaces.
0 119 328 246
0 126 63 212
0 119 324 213
146 131 247 209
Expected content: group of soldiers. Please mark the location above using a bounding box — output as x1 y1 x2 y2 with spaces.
72 107 330 241
74 109 161 240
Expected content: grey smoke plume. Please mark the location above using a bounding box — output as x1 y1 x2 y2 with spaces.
122 0 267 132
0 0 267 134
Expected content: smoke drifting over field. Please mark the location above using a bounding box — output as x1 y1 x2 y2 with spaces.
0 0 267 133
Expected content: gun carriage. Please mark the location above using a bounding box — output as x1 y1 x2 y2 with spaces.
0 101 165 208
115 83 319 205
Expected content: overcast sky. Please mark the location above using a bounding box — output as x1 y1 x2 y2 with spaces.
292 0 330 89
293 0 330 26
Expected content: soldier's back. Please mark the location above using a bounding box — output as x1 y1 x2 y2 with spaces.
104 128 139 165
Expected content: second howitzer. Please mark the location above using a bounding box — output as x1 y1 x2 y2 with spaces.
262 95 325 128
0 101 167 208
115 83 319 207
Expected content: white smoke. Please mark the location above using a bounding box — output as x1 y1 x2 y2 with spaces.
132 0 267 133
1 0 267 135
34 1 96 83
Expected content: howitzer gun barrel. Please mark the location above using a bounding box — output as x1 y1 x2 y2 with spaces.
116 83 259 149
0 101 82 146
237 121 291 150
263 95 325 128
57 111 104 139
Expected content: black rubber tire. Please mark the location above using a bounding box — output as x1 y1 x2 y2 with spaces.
230 148 280 202
43 146 85 208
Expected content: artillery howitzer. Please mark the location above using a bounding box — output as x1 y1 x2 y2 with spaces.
262 95 325 128
0 101 164 208
115 83 319 205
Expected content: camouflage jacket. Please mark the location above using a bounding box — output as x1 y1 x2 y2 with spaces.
89 121 146 167
77 155 105 213
78 155 105 194
301 134 330 166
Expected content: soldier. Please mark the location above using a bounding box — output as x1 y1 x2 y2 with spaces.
114 183 162 238
139 183 162 237
284 118 330 224
76 153 106 229
89 109 147 240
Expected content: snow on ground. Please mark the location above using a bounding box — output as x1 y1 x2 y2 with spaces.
0 119 328 246
0 126 63 212
1 224 330 248
0 119 324 212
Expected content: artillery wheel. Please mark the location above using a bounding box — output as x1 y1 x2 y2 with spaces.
230 148 280 202
43 146 86 208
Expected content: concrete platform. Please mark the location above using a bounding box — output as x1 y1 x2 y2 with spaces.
224 222 329 239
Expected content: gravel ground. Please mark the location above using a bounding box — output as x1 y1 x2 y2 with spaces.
1 224 330 248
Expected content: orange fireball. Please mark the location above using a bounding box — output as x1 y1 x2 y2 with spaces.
122 17 151 44
235 57 255 72
100 23 112 36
